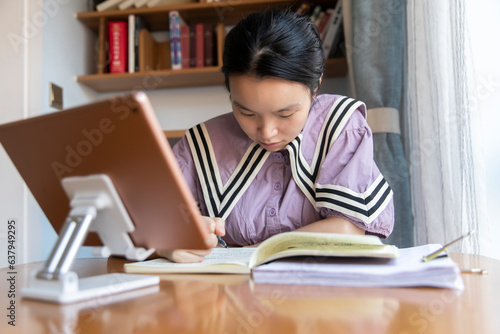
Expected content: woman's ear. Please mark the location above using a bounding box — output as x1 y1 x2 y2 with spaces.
313 74 323 99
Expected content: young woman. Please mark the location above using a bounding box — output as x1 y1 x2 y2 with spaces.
158 9 394 262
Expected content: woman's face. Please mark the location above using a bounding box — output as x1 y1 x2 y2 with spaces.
229 75 313 152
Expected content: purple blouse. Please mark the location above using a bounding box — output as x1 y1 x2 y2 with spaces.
173 94 394 246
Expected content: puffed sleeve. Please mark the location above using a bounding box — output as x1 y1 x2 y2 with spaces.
315 109 394 238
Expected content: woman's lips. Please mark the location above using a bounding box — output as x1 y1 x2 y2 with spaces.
259 141 281 149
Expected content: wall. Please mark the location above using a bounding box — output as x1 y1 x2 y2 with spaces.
37 0 98 260
0 0 45 267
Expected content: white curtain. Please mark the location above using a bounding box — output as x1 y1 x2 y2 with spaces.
405 0 489 254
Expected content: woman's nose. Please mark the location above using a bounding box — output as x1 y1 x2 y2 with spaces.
258 120 278 139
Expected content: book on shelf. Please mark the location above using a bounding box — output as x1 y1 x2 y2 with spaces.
178 22 216 69
169 11 183 70
195 23 204 67
108 21 128 73
189 25 196 67
295 1 344 59
128 15 148 73
124 231 399 275
97 17 108 74
321 1 343 59
317 9 332 39
90 0 107 11
147 0 196 7
134 0 149 8
204 23 215 66
119 0 137 10
308 4 322 24
128 15 135 73
296 1 313 16
97 0 125 11
180 25 191 69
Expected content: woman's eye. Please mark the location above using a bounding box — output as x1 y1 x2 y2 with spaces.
240 111 254 117
279 113 294 119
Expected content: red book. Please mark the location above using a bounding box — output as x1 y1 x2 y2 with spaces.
108 21 128 73
317 11 332 38
189 25 196 68
195 23 204 68
204 24 214 67
180 25 190 69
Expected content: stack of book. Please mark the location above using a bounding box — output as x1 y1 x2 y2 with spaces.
105 10 217 74
94 0 196 11
171 11 216 70
297 0 345 59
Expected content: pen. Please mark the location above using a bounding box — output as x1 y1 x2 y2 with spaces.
461 268 488 275
422 230 475 262
217 235 228 248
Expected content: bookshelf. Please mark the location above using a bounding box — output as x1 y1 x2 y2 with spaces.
76 0 348 92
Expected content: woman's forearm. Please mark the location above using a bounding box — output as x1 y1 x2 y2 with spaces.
295 216 365 235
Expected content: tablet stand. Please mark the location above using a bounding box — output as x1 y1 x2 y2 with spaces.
21 174 159 304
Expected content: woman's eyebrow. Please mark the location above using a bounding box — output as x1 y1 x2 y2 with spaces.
273 103 301 113
232 100 253 112
232 100 301 113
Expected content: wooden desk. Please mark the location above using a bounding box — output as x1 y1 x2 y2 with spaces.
1 253 499 334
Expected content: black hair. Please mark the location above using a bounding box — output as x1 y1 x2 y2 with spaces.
221 9 324 96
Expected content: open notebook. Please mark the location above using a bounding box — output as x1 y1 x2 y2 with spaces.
125 231 398 274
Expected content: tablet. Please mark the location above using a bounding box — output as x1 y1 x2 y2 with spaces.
0 92 209 251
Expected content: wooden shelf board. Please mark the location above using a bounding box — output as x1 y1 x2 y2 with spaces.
77 58 348 93
77 67 225 92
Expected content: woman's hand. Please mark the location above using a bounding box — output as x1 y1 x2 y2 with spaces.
157 217 225 263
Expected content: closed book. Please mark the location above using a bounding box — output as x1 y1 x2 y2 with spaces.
134 16 147 72
108 21 128 73
189 25 196 68
97 17 107 74
97 0 124 11
118 0 136 9
128 15 135 73
322 2 342 59
204 24 214 67
195 23 204 68
169 11 183 70
317 10 332 38
134 0 149 8
180 25 190 68
147 0 196 7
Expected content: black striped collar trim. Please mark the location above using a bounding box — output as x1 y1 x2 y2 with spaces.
186 123 270 219
315 175 393 224
286 97 365 208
